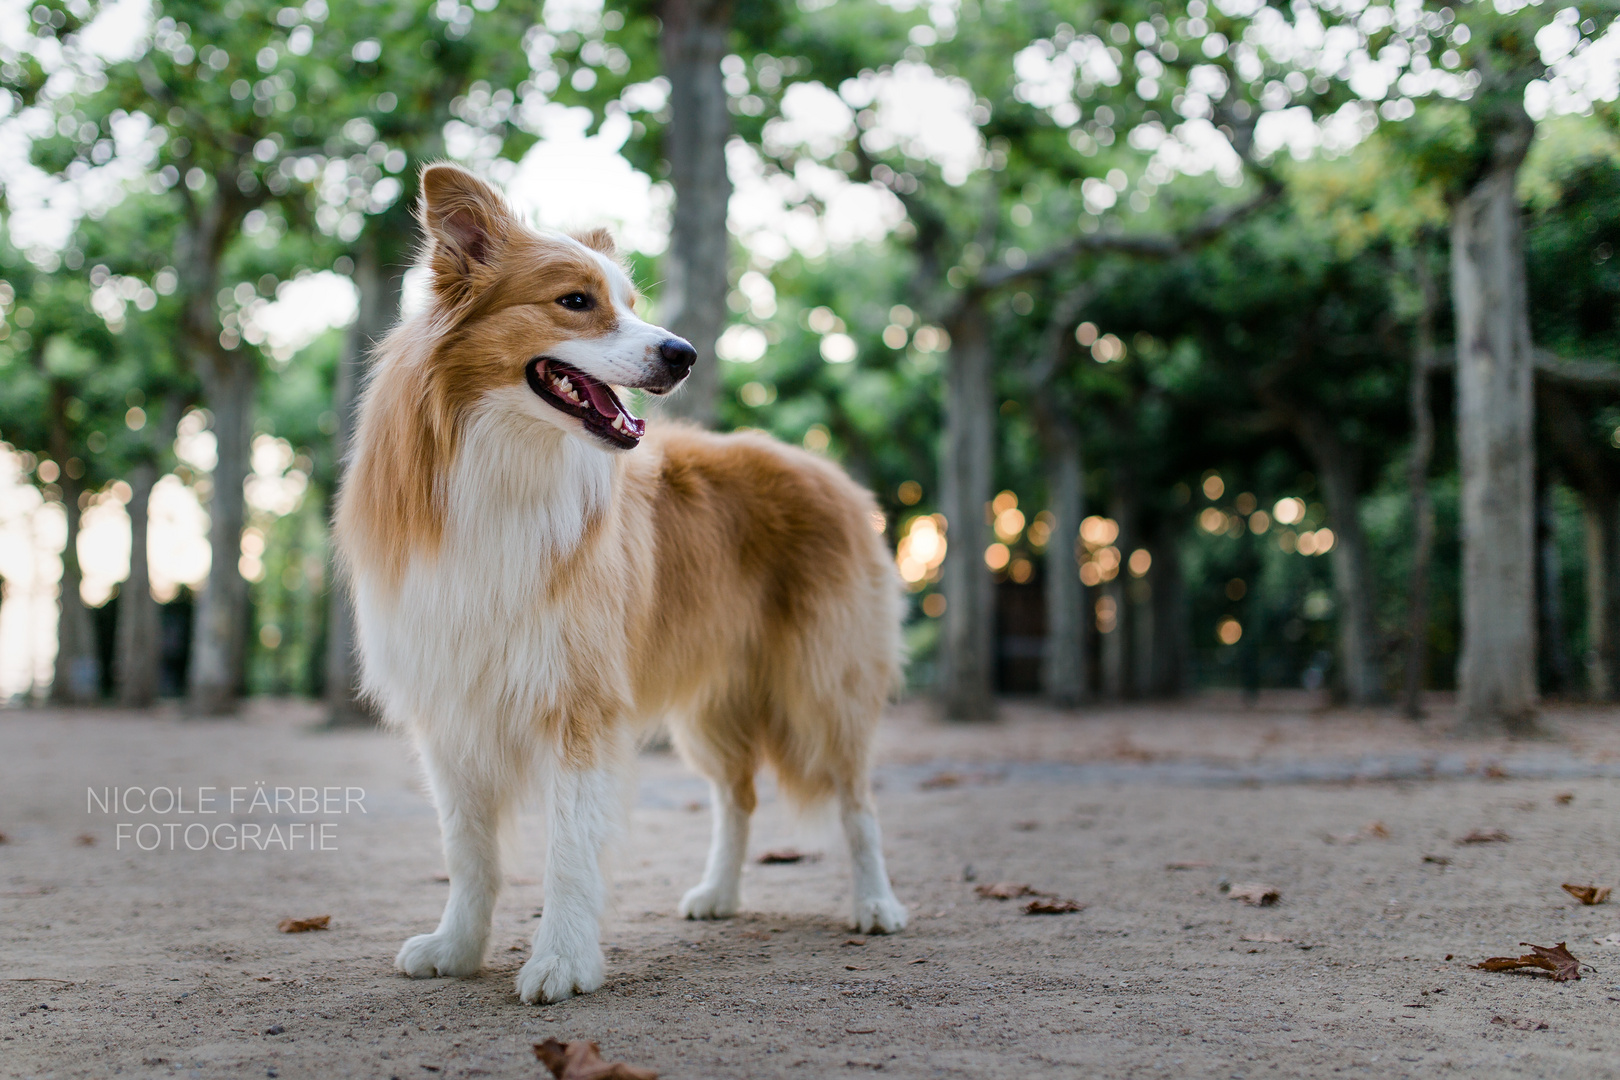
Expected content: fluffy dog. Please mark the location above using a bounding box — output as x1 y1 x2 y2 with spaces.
334 164 907 1004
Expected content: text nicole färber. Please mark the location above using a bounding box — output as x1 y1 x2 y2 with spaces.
85 785 368 851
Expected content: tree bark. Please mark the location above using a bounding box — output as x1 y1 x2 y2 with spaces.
115 460 160 707
324 235 402 725
1582 491 1620 700
655 0 734 428
187 354 254 715
1401 254 1439 719
1038 418 1087 705
1148 527 1188 697
1451 114 1539 732
1294 413 1383 705
938 300 995 719
48 382 98 705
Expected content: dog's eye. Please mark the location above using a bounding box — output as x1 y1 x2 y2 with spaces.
557 293 594 311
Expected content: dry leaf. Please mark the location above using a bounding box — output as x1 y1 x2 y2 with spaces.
844 1027 876 1035
758 849 817 865
1023 897 1084 915
1423 855 1451 865
1455 829 1511 845
1491 1016 1549 1031
74 834 95 846
1562 883 1611 906
1363 821 1390 839
1165 861 1213 871
277 915 330 933
1227 883 1280 906
1473 942 1582 982
975 882 1048 900
1555 792 1575 805
533 1039 656 1080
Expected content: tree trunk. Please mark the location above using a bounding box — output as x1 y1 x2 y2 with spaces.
188 354 255 715
1401 254 1438 719
1294 413 1382 705
655 0 734 428
1038 416 1087 706
324 235 401 725
939 300 995 719
1582 490 1620 700
1148 527 1188 697
48 382 98 705
1451 121 1539 732
1537 479 1573 696
1101 487 1137 701
115 460 160 707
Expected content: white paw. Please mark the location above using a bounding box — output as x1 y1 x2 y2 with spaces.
678 882 740 920
395 931 485 978
852 893 908 935
516 947 605 1004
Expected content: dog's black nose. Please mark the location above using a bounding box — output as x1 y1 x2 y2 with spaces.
659 337 697 377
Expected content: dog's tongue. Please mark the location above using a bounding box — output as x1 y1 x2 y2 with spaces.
582 378 624 420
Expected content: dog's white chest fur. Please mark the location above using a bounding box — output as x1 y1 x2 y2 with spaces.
354 407 614 732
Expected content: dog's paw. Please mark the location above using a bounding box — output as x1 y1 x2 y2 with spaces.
395 932 485 978
851 894 908 935
678 882 740 920
516 948 605 1005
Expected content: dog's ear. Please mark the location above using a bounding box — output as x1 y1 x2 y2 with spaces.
419 163 513 306
573 228 618 260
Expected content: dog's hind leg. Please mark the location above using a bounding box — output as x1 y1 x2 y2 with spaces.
516 757 620 1004
840 781 908 934
397 750 507 978
678 773 756 920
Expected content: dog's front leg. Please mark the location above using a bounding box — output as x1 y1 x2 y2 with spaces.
397 753 505 978
516 762 616 1004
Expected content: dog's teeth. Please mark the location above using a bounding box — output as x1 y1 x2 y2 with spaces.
612 415 625 432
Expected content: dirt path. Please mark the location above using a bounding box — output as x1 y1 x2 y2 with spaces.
7 697 1620 1079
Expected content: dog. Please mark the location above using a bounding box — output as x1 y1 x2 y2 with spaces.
334 163 907 1004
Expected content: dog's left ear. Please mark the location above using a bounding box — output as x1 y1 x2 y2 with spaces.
574 228 618 260
419 163 514 308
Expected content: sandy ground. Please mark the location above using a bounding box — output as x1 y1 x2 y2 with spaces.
8 696 1620 1079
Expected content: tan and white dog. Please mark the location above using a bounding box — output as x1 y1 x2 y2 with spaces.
334 164 907 1004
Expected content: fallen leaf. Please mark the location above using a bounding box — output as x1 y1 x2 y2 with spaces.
277 915 330 933
1555 792 1575 805
908 957 929 964
1473 942 1582 982
1227 883 1280 906
1165 861 1213 871
1491 1016 1549 1031
1562 883 1612 906
533 1039 656 1080
758 849 818 865
844 1027 877 1035
843 964 867 971
74 833 95 846
1422 855 1451 865
1023 897 1084 915
1455 829 1511 845
974 882 1048 900
843 937 866 947
1363 821 1390 839
1482 763 1509 780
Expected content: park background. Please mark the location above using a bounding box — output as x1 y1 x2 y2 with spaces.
0 0 1617 732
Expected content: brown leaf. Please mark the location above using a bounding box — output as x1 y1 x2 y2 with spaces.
1555 792 1575 805
1455 829 1511 845
277 915 330 933
1422 855 1451 865
533 1039 657 1080
74 833 95 846
1562 883 1612 906
1491 1016 1549 1031
1227 883 1280 906
1363 821 1390 839
758 849 817 865
1023 897 1085 915
974 881 1052 900
1473 942 1582 982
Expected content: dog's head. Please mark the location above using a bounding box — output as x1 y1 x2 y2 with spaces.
416 162 694 451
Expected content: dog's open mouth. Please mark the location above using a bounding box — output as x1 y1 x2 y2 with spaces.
525 358 646 449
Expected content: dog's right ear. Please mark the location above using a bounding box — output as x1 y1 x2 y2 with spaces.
419 163 512 309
